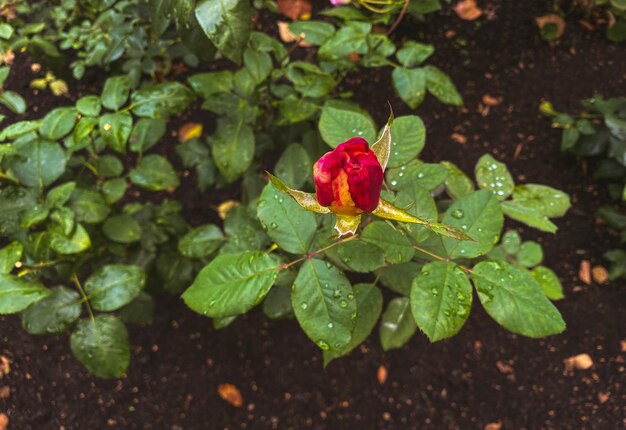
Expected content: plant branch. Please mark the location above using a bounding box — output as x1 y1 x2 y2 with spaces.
279 235 358 271
71 273 95 323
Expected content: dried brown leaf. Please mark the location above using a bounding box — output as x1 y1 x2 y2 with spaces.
484 422 502 430
454 0 483 21
218 383 243 408
0 356 9 379
482 94 501 106
579 260 591 285
178 123 203 143
591 266 608 284
536 14 566 39
217 200 239 220
277 0 311 21
377 365 388 384
564 353 593 370
451 133 467 144
277 21 312 47
0 413 7 430
0 386 9 400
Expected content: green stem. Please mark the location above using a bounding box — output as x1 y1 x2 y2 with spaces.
412 244 473 273
279 235 358 271
71 273 95 323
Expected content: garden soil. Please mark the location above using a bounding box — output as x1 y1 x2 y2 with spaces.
1 1 625 429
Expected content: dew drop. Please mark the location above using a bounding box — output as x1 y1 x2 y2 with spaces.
327 322 334 329
300 302 308 310
316 340 330 350
451 209 464 219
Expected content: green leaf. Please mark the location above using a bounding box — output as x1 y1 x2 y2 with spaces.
288 21 335 45
22 204 49 229
99 112 132 153
0 91 27 114
318 22 370 61
285 62 335 98
379 297 417 351
76 95 102 117
156 251 194 294
475 154 514 200
195 0 252 64
510 184 571 218
71 188 110 224
103 214 142 244
0 242 22 274
46 182 76 208
178 224 224 258
378 261 422 296
561 127 579 150
243 48 272 84
410 262 472 342
291 259 356 353
531 266 564 300
182 251 278 318
424 65 463 106
323 283 382 364
39 107 77 140
386 160 447 191
120 291 155 325
102 178 128 204
21 286 81 335
12 140 66 188
501 201 558 233
387 115 425 168
0 187 38 236
442 161 474 199
70 315 130 378
85 264 146 312
0 274 49 314
396 41 435 67
442 190 503 259
336 240 386 273
0 23 14 39
501 230 521 254
130 154 180 191
187 71 233 98
101 76 132 111
131 82 194 118
257 183 317 254
361 221 414 264
129 118 166 152
50 223 91 254
262 285 293 320
0 120 40 141
318 103 376 148
212 119 255 182
274 144 312 189
395 181 437 242
517 241 543 267
392 67 426 109
93 155 123 178
472 260 565 337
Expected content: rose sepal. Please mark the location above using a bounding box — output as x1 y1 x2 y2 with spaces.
372 198 473 241
370 110 394 170
267 172 330 214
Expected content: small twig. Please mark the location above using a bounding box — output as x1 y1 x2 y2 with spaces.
387 0 410 36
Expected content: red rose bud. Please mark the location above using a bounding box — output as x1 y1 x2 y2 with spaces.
313 137 383 216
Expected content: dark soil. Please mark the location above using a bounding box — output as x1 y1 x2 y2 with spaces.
2 1 626 429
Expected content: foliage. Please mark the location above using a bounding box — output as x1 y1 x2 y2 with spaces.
541 95 626 280
0 0 573 377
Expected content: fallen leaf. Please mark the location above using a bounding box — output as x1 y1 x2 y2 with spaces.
597 392 609 404
217 200 239 220
564 353 593 370
621 340 626 352
454 0 482 21
484 422 502 430
277 21 312 46
482 94 501 106
178 123 203 143
0 49 14 65
591 266 608 284
451 133 467 144
218 383 243 408
50 79 69 96
377 365 387 384
0 386 9 399
579 260 591 285
536 14 566 40
277 0 311 21
495 360 514 374
0 356 9 379
0 413 7 430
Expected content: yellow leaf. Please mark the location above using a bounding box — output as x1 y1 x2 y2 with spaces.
178 123 203 143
